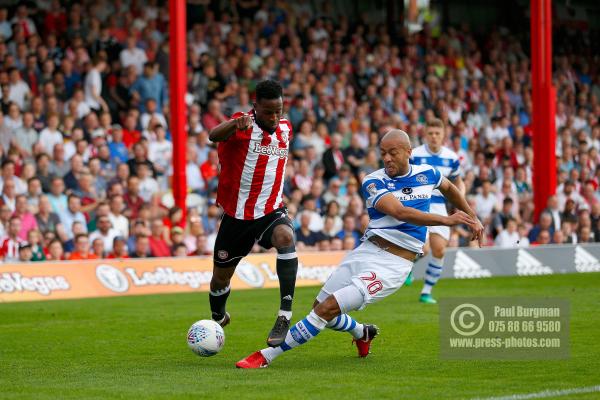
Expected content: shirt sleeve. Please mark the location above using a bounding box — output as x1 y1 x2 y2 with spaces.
449 158 461 179
432 167 443 189
361 177 390 208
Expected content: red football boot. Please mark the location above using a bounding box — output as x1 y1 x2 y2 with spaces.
353 324 379 357
236 351 269 369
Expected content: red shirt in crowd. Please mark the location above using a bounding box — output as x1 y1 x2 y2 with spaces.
149 236 171 257
122 129 142 149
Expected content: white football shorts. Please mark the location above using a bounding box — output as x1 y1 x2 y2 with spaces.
427 202 450 241
316 240 413 310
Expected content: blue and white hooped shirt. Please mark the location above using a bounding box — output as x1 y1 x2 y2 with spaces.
410 144 460 204
361 164 443 254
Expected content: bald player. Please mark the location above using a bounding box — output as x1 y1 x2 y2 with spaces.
236 129 483 368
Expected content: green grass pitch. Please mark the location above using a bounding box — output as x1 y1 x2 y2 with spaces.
1 273 599 400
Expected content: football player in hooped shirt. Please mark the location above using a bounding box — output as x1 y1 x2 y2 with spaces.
236 130 483 368
410 118 465 304
208 80 297 347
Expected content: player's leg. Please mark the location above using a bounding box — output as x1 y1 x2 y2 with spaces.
209 264 237 325
236 285 366 368
209 215 255 325
236 241 412 368
420 231 448 304
257 210 298 346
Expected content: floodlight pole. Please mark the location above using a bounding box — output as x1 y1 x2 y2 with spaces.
169 0 188 225
530 0 556 222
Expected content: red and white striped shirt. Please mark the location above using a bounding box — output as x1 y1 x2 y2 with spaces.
217 112 292 220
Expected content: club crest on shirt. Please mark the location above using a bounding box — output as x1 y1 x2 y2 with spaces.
416 174 428 184
217 250 229 260
367 183 378 196
280 130 289 143
443 159 450 166
402 187 413 195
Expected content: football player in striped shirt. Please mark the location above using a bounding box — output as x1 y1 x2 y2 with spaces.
410 118 465 304
208 80 297 347
236 130 483 368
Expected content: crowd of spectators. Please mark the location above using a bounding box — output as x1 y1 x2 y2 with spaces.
0 1 599 263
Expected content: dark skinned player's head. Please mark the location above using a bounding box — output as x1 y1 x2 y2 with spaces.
254 80 283 133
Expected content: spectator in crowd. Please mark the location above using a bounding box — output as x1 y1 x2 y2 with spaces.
528 213 556 243
295 211 320 250
17 242 33 262
108 236 129 259
130 234 151 258
46 238 64 261
148 218 170 257
91 237 105 258
0 216 23 262
494 218 520 248
14 194 37 240
89 215 120 253
27 229 45 261
335 214 361 248
67 233 97 260
60 194 87 240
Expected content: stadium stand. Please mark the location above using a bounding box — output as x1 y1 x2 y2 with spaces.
0 1 598 262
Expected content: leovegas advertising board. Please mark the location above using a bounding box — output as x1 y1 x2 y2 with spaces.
0 252 345 303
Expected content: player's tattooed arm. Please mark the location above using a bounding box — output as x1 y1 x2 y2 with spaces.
375 193 475 227
209 113 253 142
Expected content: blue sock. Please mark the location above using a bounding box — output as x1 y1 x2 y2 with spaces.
260 311 327 363
421 256 444 295
326 314 364 339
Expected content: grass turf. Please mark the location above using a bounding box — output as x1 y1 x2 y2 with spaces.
1 273 599 400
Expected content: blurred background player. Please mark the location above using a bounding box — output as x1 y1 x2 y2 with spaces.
208 80 298 347
236 130 483 368
410 118 465 304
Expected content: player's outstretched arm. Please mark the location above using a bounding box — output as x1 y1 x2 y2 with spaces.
375 193 474 227
438 177 484 245
209 113 253 142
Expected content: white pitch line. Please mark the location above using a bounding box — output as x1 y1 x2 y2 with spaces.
471 385 600 400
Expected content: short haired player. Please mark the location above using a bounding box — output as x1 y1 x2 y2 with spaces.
208 80 297 347
410 118 465 304
236 130 483 368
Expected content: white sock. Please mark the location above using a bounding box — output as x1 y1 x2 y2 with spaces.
278 310 292 320
260 310 327 363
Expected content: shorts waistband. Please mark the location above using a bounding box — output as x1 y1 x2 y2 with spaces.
368 235 417 262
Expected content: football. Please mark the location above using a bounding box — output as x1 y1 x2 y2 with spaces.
186 320 225 357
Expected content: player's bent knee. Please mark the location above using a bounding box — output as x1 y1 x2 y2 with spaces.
332 285 366 314
314 295 342 321
272 225 295 249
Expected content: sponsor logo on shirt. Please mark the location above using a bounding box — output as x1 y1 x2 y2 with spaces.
402 187 413 195
251 141 288 158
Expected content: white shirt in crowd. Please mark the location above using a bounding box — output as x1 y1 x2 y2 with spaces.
148 140 172 171
84 68 102 110
108 212 129 238
38 128 63 155
484 124 509 145
120 47 147 75
474 192 497 221
139 176 159 202
8 80 30 110
494 229 520 248
89 228 120 253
